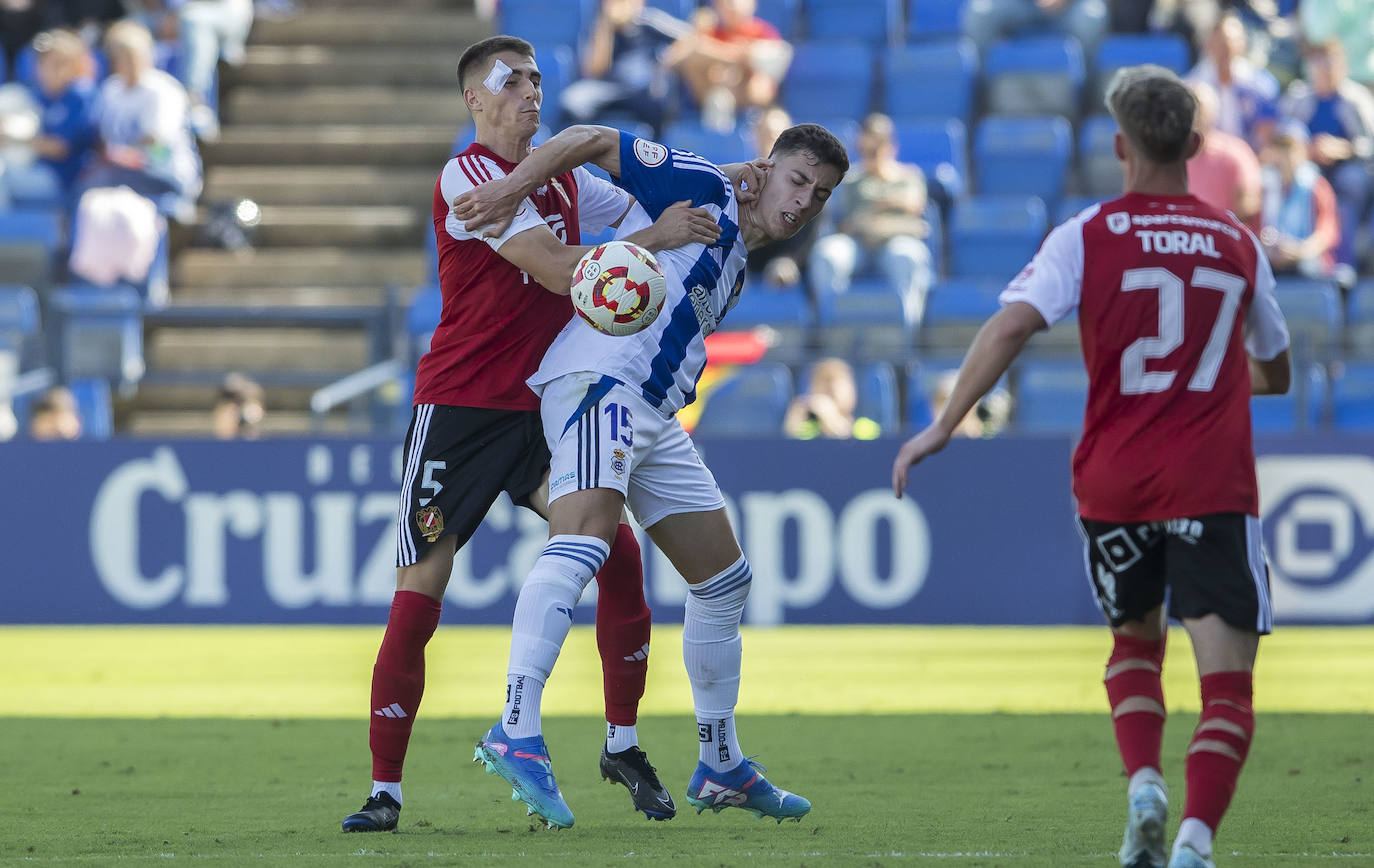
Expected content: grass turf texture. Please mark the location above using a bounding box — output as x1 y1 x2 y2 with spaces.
5 626 1372 864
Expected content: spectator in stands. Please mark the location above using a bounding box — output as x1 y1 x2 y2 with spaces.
24 30 98 203
962 0 1108 55
1281 40 1374 272
931 370 1011 439
783 357 880 440
1259 119 1341 278
80 18 201 221
1188 10 1279 150
1186 80 1262 233
211 372 264 438
745 104 815 289
1300 0 1374 88
560 0 681 137
808 113 933 323
177 0 254 140
664 0 791 131
26 384 82 440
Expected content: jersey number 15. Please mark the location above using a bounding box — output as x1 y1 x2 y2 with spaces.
1119 265 1247 395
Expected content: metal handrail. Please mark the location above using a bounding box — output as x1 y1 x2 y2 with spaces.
309 358 406 419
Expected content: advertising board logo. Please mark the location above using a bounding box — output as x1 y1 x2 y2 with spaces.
1258 456 1374 621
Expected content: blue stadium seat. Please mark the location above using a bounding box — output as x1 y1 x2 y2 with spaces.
0 209 64 292
798 359 900 430
662 119 754 164
498 1 584 49
1015 359 1087 433
11 377 113 440
755 0 803 39
1348 280 1374 355
949 195 1048 280
645 0 694 16
974 115 1072 209
803 0 897 44
528 42 575 123
818 284 915 357
1274 277 1341 362
891 118 968 201
0 208 63 249
1078 114 1123 198
781 41 875 121
1054 195 1104 225
905 367 935 429
694 362 794 435
720 284 811 353
984 36 1085 118
48 285 144 387
1251 362 1325 434
1332 362 1374 430
1091 34 1191 104
407 284 442 361
882 40 977 122
907 0 966 41
920 279 1003 348
0 285 39 354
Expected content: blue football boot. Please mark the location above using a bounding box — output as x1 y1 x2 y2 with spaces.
473 723 574 829
685 758 811 822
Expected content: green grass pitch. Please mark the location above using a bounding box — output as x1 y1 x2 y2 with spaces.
4 626 1371 865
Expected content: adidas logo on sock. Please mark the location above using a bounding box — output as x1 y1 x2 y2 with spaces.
373 703 407 719
622 642 650 662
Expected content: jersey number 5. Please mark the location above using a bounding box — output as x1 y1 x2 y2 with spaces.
1119 265 1247 395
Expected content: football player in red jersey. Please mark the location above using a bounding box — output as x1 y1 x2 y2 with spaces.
343 35 748 832
892 65 1291 868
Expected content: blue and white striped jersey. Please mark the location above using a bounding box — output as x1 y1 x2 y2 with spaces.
527 134 750 418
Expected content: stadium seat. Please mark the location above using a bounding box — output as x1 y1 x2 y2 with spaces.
0 209 64 294
781 42 875 122
882 41 977 123
48 285 145 388
818 284 914 358
719 284 811 356
10 376 113 440
919 279 1003 349
949 195 1049 280
0 285 40 355
1251 362 1325 434
754 0 803 39
1091 34 1191 106
973 115 1072 209
983 36 1085 118
1054 195 1103 225
1015 359 1088 433
527 42 574 123
905 366 935 429
907 0 965 41
1345 280 1374 355
1332 362 1374 430
662 119 754 164
1077 114 1123 198
406 284 442 361
498 1 583 49
803 0 897 44
798 359 900 431
1274 277 1342 363
694 362 794 435
891 118 968 201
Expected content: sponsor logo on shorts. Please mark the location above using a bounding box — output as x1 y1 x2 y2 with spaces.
415 505 444 542
551 469 576 492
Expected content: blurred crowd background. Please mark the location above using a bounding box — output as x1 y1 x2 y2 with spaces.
0 0 1370 443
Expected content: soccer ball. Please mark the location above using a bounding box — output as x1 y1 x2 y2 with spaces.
570 240 667 336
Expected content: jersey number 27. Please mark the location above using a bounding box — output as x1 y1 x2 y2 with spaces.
1119 265 1247 395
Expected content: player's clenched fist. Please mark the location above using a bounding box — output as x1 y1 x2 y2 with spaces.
453 175 523 238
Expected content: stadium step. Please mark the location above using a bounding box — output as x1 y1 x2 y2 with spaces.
224 87 466 126
171 285 396 307
204 165 438 206
250 10 486 46
126 408 352 436
231 46 456 87
129 382 319 412
201 125 454 165
174 248 428 288
217 205 423 248
147 327 372 372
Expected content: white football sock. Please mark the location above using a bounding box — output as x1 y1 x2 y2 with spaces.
1174 817 1214 857
370 781 401 804
683 555 751 772
606 722 638 753
503 534 609 738
1128 767 1166 799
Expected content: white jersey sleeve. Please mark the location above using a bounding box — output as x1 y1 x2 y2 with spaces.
998 210 1092 327
1243 231 1290 360
440 154 548 252
572 166 633 236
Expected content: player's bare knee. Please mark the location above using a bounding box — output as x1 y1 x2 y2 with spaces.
547 487 623 547
395 538 456 600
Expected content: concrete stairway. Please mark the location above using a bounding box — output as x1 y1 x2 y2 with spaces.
128 0 488 436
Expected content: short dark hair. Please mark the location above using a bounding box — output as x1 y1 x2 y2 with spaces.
1105 64 1196 164
769 123 850 180
457 35 534 91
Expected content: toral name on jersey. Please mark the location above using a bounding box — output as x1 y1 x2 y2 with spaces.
1135 230 1221 259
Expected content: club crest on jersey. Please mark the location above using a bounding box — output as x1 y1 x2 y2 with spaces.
611 448 627 476
1106 212 1131 235
633 138 668 167
415 506 444 542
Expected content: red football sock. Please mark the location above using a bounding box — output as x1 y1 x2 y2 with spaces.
1183 671 1254 833
369 590 442 782
1104 634 1167 777
594 524 651 727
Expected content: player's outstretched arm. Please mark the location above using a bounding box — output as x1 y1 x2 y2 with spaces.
454 125 623 237
624 200 722 252
891 302 1046 497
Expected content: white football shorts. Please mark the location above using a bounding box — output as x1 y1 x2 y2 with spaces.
539 371 725 528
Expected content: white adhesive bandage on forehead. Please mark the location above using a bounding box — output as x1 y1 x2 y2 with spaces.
484 58 512 94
